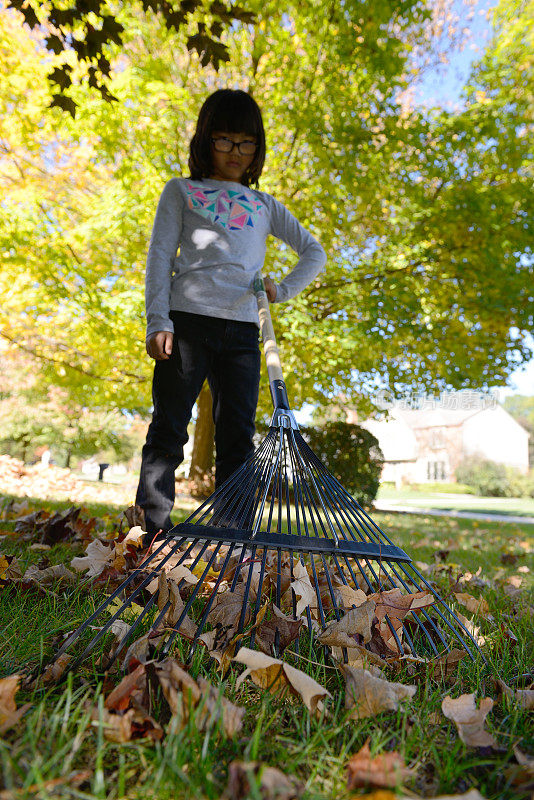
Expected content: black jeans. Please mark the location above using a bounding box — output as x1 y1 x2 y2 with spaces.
136 311 261 535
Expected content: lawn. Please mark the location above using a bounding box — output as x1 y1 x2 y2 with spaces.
0 492 532 800
377 487 534 518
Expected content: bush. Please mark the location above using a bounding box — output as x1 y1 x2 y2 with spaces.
455 456 534 498
299 421 383 507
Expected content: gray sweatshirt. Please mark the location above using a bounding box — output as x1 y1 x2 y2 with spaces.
145 177 327 338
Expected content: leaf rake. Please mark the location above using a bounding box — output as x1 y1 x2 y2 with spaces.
50 272 484 675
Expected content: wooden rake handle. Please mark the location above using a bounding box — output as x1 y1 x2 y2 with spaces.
253 271 291 411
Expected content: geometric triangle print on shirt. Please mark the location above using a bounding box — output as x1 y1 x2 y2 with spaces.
185 181 264 230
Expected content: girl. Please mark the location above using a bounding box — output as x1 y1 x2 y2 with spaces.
136 88 326 536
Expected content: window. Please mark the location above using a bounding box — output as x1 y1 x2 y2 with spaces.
427 461 446 481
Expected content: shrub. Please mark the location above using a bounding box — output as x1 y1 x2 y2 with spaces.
456 456 534 498
299 421 383 507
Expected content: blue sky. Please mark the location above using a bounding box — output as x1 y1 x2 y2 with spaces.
411 0 496 110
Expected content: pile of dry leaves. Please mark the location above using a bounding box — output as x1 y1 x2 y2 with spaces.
0 454 135 506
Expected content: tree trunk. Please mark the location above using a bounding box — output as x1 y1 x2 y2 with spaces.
188 380 215 497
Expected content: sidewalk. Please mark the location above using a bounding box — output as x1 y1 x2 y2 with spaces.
373 500 534 525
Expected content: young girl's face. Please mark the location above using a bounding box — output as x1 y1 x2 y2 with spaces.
209 130 257 183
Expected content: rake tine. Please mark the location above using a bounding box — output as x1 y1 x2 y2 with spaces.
69 537 203 675
52 536 189 665
168 544 238 659
246 547 270 650
298 439 392 547
103 592 160 670
126 538 217 661
251 431 285 539
397 562 481 657
316 553 350 663
235 544 259 638
217 433 278 528
186 545 238 655
191 432 275 524
289 429 340 546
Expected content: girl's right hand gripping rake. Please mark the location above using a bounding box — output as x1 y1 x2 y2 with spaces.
52 272 484 675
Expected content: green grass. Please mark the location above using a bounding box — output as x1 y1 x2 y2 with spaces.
1 493 533 799
377 486 534 517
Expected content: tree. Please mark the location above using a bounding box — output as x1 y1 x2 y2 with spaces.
0 349 143 466
188 381 215 493
1 0 532 484
8 0 255 115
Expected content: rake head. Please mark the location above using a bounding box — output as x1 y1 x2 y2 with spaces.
52 409 484 676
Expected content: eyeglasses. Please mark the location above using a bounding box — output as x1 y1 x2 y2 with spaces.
211 137 257 155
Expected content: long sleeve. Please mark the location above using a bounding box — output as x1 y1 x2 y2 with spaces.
145 178 183 339
268 196 326 302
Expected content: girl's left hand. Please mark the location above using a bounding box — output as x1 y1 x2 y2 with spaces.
264 276 277 302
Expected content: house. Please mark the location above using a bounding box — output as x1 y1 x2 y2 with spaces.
352 393 530 487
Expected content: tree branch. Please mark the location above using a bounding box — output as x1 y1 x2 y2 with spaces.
0 331 147 384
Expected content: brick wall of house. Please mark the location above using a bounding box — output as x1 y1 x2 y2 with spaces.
411 424 464 481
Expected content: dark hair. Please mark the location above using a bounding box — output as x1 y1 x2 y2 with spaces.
188 89 266 187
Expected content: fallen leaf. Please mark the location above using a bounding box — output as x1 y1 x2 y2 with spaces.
454 592 491 617
503 575 523 598
0 555 22 582
428 648 467 680
105 664 147 712
333 580 368 609
121 525 145 547
456 612 486 647
503 744 534 794
123 505 146 532
23 563 77 587
441 694 497 747
494 678 534 711
255 604 303 656
289 560 316 617
330 643 387 674
317 600 376 647
207 584 251 634
15 506 96 546
197 677 245 737
234 647 331 716
513 745 534 770
156 571 197 636
199 605 268 674
346 740 413 789
155 658 243 736
146 562 198 593
156 658 201 719
0 675 31 734
0 770 92 799
93 706 135 743
92 703 162 743
13 510 51 535
110 619 131 641
122 629 165 670
367 588 435 653
225 760 302 800
71 539 113 578
41 654 72 685
340 664 416 720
